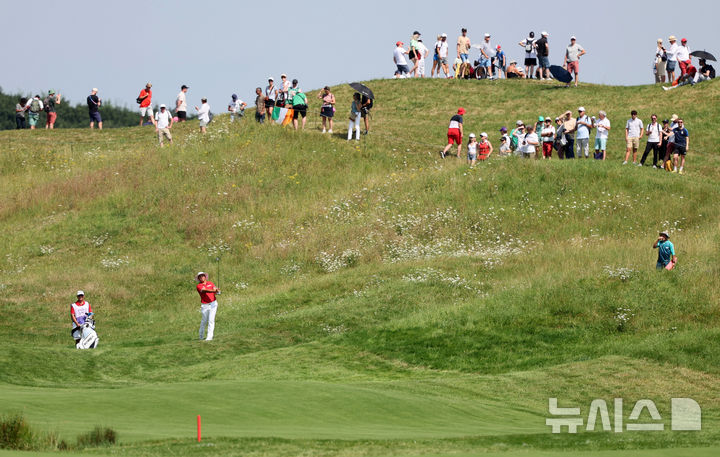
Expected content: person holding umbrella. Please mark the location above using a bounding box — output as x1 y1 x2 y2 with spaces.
196 272 219 341
349 82 374 135
653 231 677 270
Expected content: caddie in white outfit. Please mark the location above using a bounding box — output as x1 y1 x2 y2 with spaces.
195 272 219 341
70 290 92 343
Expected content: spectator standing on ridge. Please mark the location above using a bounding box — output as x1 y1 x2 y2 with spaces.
154 104 173 147
535 31 550 80
87 88 102 129
593 111 610 160
457 28 471 78
409 31 421 77
623 110 644 165
431 35 442 77
655 39 667 83
264 77 276 120
393 41 410 77
228 94 246 122
561 111 577 158
575 107 592 159
26 95 43 130
348 93 362 141
564 36 586 87
196 272 219 341
479 33 494 79
276 74 291 107
44 90 61 129
290 79 308 131
494 45 506 78
176 85 188 122
137 83 153 126
416 39 429 77
438 33 450 78
15 97 28 129
671 118 689 174
519 31 537 78
318 86 335 134
653 231 676 270
441 108 465 159
254 87 266 124
666 36 679 82
541 117 555 159
677 38 691 76
194 97 210 134
640 114 662 168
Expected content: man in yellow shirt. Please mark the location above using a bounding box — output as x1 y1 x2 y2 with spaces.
457 28 471 78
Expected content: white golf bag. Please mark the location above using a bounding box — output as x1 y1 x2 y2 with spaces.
75 313 99 349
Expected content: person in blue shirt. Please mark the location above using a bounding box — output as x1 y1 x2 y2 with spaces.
653 231 677 270
671 119 689 174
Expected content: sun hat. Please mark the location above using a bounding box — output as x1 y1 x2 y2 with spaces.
538 116 544 121
509 60 517 64
500 126 507 132
578 106 586 112
469 133 476 138
396 41 404 46
76 290 85 296
545 117 552 122
670 114 679 122
196 272 208 282
659 230 670 239
669 35 676 41
480 132 488 138
564 110 572 116
516 120 523 126
657 38 663 43
457 107 466 115
159 104 166 108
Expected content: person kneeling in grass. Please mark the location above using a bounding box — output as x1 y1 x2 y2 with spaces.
653 231 677 270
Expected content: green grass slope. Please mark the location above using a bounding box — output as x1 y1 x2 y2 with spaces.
0 78 719 456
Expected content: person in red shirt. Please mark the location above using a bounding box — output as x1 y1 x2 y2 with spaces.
196 272 219 341
441 107 465 158
477 132 493 160
138 83 153 126
70 290 93 344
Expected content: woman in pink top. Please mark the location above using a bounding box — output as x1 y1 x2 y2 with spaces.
317 86 336 134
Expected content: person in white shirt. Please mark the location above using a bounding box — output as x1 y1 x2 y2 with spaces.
228 94 246 122
519 32 537 79
640 114 662 167
575 107 592 159
264 78 276 119
666 36 679 82
416 39 429 77
176 85 188 122
153 104 173 147
393 41 409 77
437 34 449 78
521 126 539 158
194 98 211 134
623 110 644 165
479 33 494 79
540 118 556 159
593 111 611 160
676 38 691 76
25 95 44 130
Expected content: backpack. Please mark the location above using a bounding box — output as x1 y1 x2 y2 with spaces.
30 98 41 113
43 97 52 112
525 39 534 53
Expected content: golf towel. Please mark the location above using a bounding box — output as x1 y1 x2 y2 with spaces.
272 107 294 126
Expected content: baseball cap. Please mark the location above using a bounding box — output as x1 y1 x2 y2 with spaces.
48 89 55 94
457 107 466 115
196 272 207 281
92 88 98 92
542 31 548 36
516 120 523 126
413 31 421 36
496 45 502 50
659 230 670 239
538 116 544 121
280 73 287 78
657 38 663 43
160 104 166 108
232 93 238 100
181 84 189 90
76 290 85 296
484 33 490 38
669 35 677 41
292 78 298 84
670 114 679 122
441 33 447 38
681 38 687 43
662 119 669 124
268 76 274 81
500 126 507 132
396 41 404 46
570 35 576 40
468 133 476 138
578 106 586 112
480 132 488 138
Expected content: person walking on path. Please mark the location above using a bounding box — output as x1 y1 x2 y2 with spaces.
347 93 362 141
228 94 246 122
457 28 471 78
15 97 28 129
154 104 173 147
290 80 308 131
44 90 61 129
640 114 662 167
254 88 266 124
26 95 43 130
137 83 153 126
564 36 586 87
653 231 677 270
195 98 210 134
655 39 667 83
264 77 276 119
70 291 93 344
318 86 335 134
87 88 102 129
441 108 465 158
593 111 610 160
666 36 679 82
671 118 689 174
623 110 644 165
575 107 592 158
176 85 188 122
195 272 219 341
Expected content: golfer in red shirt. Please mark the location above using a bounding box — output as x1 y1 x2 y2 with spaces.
441 108 465 158
196 272 219 341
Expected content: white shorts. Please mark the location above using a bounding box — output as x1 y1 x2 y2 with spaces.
140 106 154 117
417 59 426 75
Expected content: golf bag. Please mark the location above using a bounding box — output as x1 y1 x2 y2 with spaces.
74 313 99 349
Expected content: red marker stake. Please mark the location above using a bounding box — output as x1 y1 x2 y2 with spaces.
197 415 201 442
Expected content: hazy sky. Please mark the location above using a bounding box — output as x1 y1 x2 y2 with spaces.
1 0 716 110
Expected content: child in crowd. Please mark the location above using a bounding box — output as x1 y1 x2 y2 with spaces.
477 132 493 161
467 133 478 166
541 117 555 159
498 127 510 156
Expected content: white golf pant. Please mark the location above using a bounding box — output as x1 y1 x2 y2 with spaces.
348 115 361 140
199 301 217 340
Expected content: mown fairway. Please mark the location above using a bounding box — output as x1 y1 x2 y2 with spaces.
1 78 719 456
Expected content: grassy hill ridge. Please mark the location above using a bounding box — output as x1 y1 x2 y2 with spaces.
1 78 719 456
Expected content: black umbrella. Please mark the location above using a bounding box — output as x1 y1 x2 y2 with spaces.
690 50 716 61
549 65 573 84
349 82 374 100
